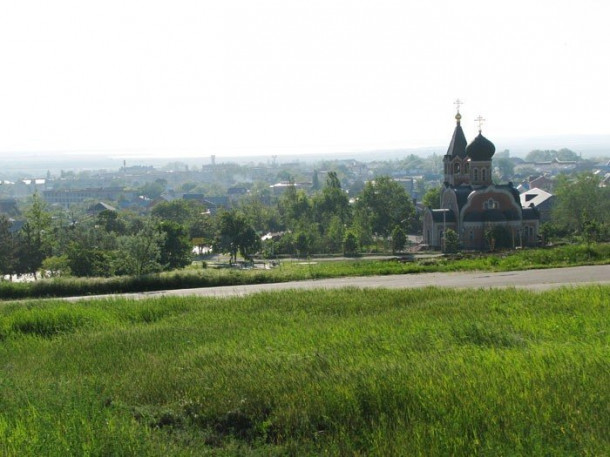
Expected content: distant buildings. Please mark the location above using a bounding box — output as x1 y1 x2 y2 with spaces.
42 187 132 207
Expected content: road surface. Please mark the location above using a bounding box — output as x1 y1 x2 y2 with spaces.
64 264 610 301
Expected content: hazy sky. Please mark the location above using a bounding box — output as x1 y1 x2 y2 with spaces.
0 0 608 158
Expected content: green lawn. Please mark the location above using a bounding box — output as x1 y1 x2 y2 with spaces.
1 286 608 455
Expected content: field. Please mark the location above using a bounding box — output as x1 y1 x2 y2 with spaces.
1 286 608 455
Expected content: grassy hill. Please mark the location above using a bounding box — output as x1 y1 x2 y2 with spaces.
1 286 608 455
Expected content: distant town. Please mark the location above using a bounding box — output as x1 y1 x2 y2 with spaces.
0 127 609 279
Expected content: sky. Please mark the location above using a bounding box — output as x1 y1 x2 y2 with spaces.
0 0 608 159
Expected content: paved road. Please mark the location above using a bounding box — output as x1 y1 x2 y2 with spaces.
65 264 610 301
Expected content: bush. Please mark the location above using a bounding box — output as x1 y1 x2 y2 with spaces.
343 231 360 256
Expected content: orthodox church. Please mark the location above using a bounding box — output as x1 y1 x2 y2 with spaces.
423 108 539 250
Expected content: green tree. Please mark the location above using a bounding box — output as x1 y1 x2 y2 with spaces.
343 230 360 256
294 231 311 258
422 187 442 209
556 148 579 161
484 225 511 252
16 193 53 278
494 157 514 179
278 185 312 230
158 221 192 270
525 150 554 162
314 172 351 224
116 221 166 275
311 170 320 191
355 176 415 239
443 228 459 253
151 199 205 227
0 215 16 278
138 179 167 199
237 226 261 262
66 244 114 277
391 226 407 254
214 211 260 264
96 209 126 234
553 173 609 235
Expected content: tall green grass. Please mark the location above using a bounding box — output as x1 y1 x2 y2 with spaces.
0 286 608 455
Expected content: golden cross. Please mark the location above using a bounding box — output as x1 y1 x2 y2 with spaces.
475 115 486 132
454 98 463 113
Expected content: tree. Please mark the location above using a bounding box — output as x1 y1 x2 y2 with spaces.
214 211 260 264
391 226 407 254
313 172 351 251
343 231 360 256
311 170 320 191
138 179 166 199
556 148 579 161
16 194 53 278
66 244 115 277
294 231 311 258
96 210 126 234
158 221 192 270
237 226 261 262
443 228 459 253
278 185 312 230
0 215 16 278
552 173 609 236
484 225 511 252
494 157 514 179
422 187 442 209
355 176 415 239
525 150 554 162
151 199 205 227
116 221 166 275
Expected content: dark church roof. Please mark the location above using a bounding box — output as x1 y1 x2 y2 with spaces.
446 114 468 158
463 208 520 223
495 184 521 206
522 207 539 220
454 185 473 210
466 132 495 161
430 209 456 223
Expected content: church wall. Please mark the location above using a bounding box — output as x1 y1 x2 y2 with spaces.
461 221 523 250
521 220 540 247
460 187 521 219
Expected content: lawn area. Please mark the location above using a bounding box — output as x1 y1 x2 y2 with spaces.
0 286 608 455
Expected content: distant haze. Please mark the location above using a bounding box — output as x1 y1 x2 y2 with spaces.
0 1 608 162
1 134 608 178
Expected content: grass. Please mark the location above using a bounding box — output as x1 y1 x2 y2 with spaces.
1 242 609 300
0 286 608 455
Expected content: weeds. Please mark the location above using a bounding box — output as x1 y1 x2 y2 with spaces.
0 286 608 455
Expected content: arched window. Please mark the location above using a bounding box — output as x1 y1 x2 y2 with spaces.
473 168 479 181
454 163 460 173
482 168 487 182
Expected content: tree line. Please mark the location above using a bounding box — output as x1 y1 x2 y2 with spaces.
0 173 417 278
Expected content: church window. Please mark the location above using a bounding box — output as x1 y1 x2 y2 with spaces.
484 199 498 209
473 168 479 181
464 163 469 173
482 169 487 182
454 163 460 173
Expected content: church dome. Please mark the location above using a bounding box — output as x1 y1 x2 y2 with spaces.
466 132 495 161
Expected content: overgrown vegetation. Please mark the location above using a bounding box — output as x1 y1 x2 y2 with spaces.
1 243 609 300
0 286 608 455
